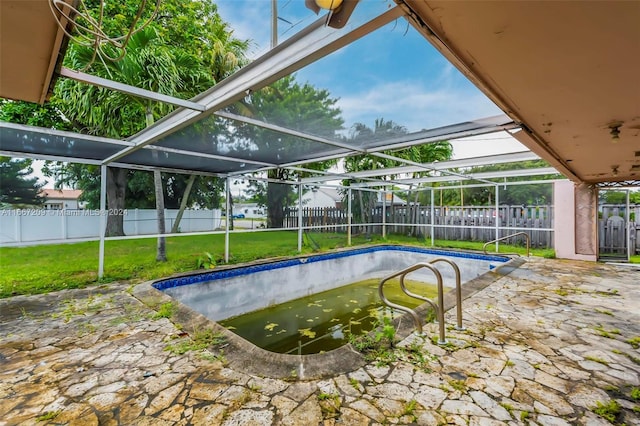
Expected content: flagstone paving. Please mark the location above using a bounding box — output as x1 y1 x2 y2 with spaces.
1 257 639 425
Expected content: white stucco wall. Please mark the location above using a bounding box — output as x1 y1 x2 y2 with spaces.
553 180 597 261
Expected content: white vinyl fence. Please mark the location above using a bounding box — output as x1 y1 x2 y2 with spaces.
0 209 222 246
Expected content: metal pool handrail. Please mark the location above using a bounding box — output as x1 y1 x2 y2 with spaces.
430 258 465 331
378 262 447 344
483 231 531 257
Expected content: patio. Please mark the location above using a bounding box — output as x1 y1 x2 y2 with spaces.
1 257 638 425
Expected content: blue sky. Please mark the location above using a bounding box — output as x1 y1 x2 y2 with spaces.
215 0 501 130
214 0 525 158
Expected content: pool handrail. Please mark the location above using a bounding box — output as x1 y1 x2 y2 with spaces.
483 231 531 257
378 262 447 344
430 258 464 331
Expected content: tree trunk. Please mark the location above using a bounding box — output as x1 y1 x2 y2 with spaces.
171 174 196 234
267 182 287 228
266 169 288 228
105 167 127 237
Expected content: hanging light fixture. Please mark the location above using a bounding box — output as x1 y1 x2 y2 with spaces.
315 0 344 10
304 0 359 29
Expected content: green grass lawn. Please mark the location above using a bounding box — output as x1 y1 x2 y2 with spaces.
0 231 553 299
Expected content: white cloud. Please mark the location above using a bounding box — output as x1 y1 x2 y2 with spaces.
336 80 502 132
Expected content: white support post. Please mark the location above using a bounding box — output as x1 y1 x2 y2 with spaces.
61 207 67 240
15 213 21 243
495 184 500 252
225 177 230 263
298 182 303 252
382 187 387 239
430 188 435 247
347 187 352 246
98 165 107 279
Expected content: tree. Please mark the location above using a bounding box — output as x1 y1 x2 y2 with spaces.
343 119 453 235
0 99 69 130
6 0 249 255
242 76 345 228
55 26 208 249
600 189 640 205
0 157 45 207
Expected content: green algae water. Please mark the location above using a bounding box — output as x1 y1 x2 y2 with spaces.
219 278 442 355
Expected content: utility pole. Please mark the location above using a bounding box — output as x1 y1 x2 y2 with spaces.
271 0 278 49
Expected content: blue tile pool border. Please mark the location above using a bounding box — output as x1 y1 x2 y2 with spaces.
153 245 509 292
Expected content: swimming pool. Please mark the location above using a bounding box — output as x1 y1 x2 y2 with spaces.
154 245 508 322
137 245 515 379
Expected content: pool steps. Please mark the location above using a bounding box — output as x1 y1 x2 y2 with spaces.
378 257 464 345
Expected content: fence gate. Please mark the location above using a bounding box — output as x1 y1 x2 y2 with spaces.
598 190 637 261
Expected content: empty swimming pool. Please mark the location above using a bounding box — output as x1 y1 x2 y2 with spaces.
152 245 509 354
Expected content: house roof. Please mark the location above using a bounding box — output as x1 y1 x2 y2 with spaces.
0 0 73 104
317 187 342 202
400 0 640 184
41 189 82 200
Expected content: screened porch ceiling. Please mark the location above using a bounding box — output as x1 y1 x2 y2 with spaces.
0 1 577 188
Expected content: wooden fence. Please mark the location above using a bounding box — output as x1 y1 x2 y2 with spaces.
284 204 554 248
599 204 640 255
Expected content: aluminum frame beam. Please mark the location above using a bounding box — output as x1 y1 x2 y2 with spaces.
371 151 496 185
0 121 133 147
364 117 519 153
0 121 272 172
215 111 361 153
277 117 518 168
352 167 561 187
0 150 104 166
60 67 207 112
299 151 540 184
287 165 407 187
234 116 519 183
142 145 275 168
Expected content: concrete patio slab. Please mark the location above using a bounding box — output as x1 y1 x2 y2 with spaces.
1 257 639 425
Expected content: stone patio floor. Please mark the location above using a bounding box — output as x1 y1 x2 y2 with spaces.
1 257 639 425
